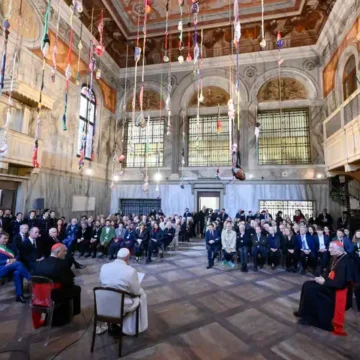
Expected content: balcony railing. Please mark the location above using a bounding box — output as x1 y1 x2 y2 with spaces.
0 129 42 169
323 88 360 171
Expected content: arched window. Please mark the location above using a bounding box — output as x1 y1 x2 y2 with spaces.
77 86 96 160
343 55 357 101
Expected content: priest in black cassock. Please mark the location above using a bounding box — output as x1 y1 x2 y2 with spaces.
294 240 354 335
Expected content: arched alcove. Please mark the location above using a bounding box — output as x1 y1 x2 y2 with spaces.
188 86 230 108
257 77 308 102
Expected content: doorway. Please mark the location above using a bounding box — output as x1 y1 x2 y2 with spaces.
197 191 220 212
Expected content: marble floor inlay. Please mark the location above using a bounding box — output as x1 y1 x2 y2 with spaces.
0 238 358 360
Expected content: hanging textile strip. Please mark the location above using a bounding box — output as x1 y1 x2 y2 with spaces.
75 23 83 85
192 1 199 64
119 44 129 175
166 32 172 135
143 115 150 193
131 11 141 149
178 0 184 62
61 7 74 131
180 115 185 188
33 0 52 168
95 10 104 57
259 0 266 49
277 31 284 160
233 0 241 131
137 0 150 129
51 0 61 83
199 28 204 103
163 0 170 62
186 29 192 62
0 19 10 93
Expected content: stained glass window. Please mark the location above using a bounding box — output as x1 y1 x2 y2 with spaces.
188 114 231 166
257 108 311 165
124 118 164 168
343 55 357 101
259 200 315 218
77 86 96 159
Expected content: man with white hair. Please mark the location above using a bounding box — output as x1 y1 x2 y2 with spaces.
99 248 148 336
294 241 354 334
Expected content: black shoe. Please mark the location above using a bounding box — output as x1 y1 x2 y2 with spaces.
84 253 91 258
300 270 306 275
297 319 310 326
286 268 291 272
253 266 258 272
241 265 245 272
293 311 300 317
160 253 164 259
16 295 29 303
91 254 96 259
244 265 248 273
206 264 213 269
74 262 86 269
292 267 297 273
146 259 151 264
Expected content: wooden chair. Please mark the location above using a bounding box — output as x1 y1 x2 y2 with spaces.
91 287 140 357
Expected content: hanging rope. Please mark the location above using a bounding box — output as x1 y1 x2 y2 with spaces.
143 115 150 193
234 0 241 131
33 0 52 168
75 23 83 85
51 0 61 83
166 32 172 136
61 6 74 131
163 0 170 63
180 115 185 189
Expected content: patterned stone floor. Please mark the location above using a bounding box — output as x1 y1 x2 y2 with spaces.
0 239 359 360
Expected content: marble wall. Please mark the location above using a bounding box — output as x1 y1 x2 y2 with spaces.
110 181 343 218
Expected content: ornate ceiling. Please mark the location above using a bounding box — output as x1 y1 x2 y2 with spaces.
68 0 337 67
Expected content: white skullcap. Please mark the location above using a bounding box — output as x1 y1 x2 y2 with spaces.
117 248 130 258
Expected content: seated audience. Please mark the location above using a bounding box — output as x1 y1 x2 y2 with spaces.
314 226 330 276
352 230 360 310
282 228 297 272
337 211 349 230
317 208 333 229
293 209 305 224
25 210 38 230
99 248 148 336
162 222 175 250
89 220 102 258
205 223 221 269
149 222 163 261
97 219 115 258
296 225 316 275
76 221 92 257
251 225 268 271
236 224 250 272
34 244 81 324
19 227 45 271
38 209 51 239
11 212 24 237
12 224 29 253
267 226 280 269
0 232 31 303
135 223 149 262
56 218 66 241
294 241 354 334
47 228 85 269
108 223 126 260
221 222 236 268
63 218 80 251
332 229 354 254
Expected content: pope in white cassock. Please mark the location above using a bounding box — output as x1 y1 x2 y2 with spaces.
99 248 148 335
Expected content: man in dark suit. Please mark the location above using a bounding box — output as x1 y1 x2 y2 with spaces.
219 209 229 223
49 210 57 228
316 208 333 229
25 210 38 230
296 225 316 275
76 221 92 257
135 222 149 262
88 220 102 258
332 229 354 254
34 243 81 321
12 224 29 253
11 212 24 238
336 211 349 230
251 226 268 271
246 211 255 223
313 226 330 276
183 208 192 219
0 232 31 303
38 209 51 239
205 223 221 269
19 227 45 271
47 228 85 269
2 209 14 234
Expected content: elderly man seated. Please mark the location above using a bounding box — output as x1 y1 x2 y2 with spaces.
99 248 148 336
221 222 236 268
294 241 354 335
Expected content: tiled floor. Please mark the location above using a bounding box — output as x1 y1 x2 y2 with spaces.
0 239 359 360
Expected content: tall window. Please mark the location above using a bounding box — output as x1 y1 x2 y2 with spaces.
188 114 231 166
259 200 314 218
124 118 164 167
257 108 311 165
343 55 357 101
77 86 96 159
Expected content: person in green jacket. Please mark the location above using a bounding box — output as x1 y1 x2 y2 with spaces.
97 219 115 258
